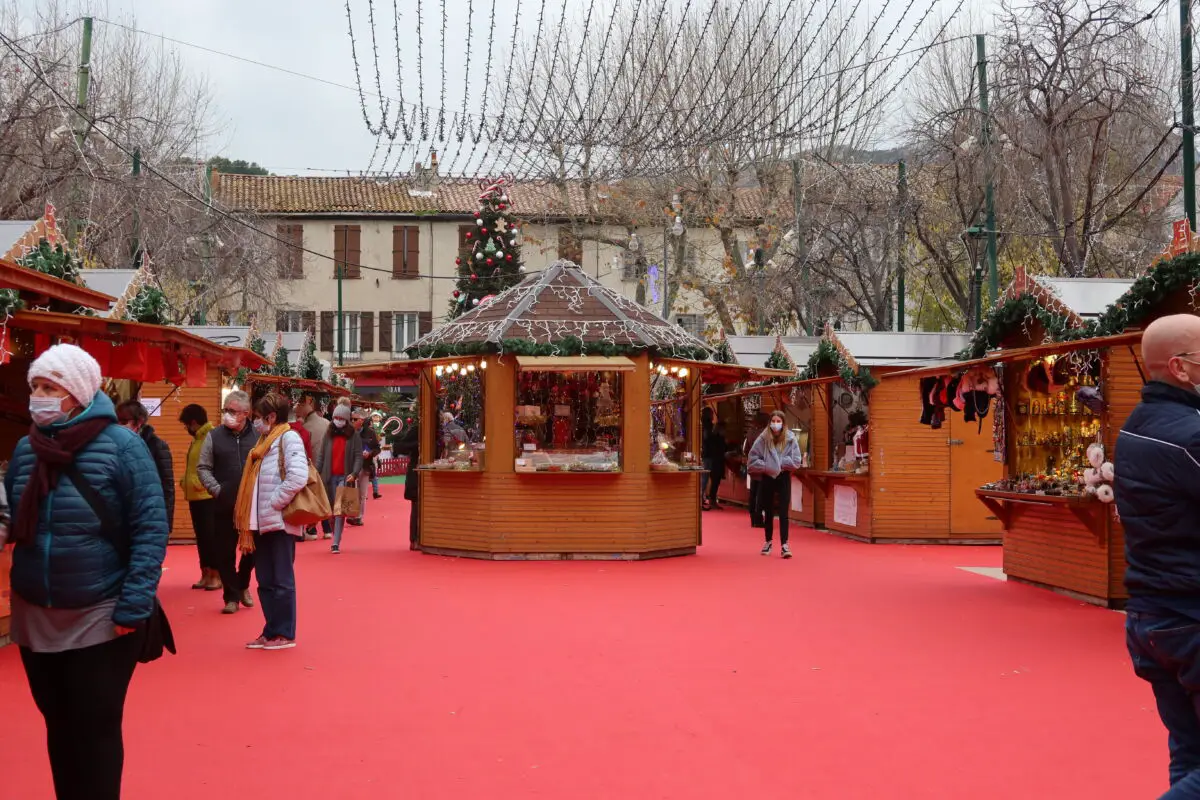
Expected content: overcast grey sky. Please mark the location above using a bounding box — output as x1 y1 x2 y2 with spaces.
19 0 1153 178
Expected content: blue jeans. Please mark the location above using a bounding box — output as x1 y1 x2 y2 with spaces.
329 475 348 547
254 531 297 641
1128 608 1200 798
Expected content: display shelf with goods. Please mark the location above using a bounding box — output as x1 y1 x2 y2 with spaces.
424 358 486 472
338 261 789 560
649 363 707 473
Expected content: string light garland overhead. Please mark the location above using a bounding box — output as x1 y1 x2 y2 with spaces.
343 0 967 180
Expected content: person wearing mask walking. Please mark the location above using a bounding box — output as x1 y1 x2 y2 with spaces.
236 392 309 650
4 344 169 800
747 410 802 559
316 404 363 553
197 390 259 614
115 399 175 536
742 411 769 528
295 393 330 541
178 404 220 591
349 408 381 527
704 420 728 510
1115 314 1200 795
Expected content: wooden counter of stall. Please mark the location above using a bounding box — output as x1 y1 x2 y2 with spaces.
709 368 1003 543
889 332 1143 607
336 261 785 559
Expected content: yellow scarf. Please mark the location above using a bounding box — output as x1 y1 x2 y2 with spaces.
234 423 291 553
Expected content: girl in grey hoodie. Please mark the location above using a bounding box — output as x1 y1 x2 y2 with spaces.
747 410 803 558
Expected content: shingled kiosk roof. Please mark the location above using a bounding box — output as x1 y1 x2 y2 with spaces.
406 261 713 360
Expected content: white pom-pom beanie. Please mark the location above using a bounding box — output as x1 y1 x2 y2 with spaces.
28 343 102 406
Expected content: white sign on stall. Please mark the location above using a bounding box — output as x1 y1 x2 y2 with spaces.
790 476 804 513
139 397 163 417
832 484 858 527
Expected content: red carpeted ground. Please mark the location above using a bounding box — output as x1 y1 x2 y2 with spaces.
0 493 1173 798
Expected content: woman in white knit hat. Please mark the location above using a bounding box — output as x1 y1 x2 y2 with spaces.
3 343 170 800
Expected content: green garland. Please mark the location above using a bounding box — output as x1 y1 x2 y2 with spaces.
764 348 793 371
0 289 24 319
803 338 878 394
407 336 712 361
957 293 1075 360
1081 252 1200 338
16 239 83 284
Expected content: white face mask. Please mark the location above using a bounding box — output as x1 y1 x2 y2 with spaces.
29 395 67 427
252 418 272 436
222 412 243 429
770 421 783 433
333 418 347 429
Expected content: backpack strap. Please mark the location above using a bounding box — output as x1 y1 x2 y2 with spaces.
60 461 127 559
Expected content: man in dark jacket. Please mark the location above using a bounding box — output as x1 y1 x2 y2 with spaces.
1115 314 1200 794
116 399 176 534
197 390 260 615
350 408 381 526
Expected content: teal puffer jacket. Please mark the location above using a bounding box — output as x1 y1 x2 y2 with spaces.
5 392 169 627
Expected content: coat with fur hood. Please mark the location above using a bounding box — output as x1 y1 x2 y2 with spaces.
747 427 803 479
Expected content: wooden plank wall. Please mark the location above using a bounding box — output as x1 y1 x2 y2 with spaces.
1104 344 1145 603
807 387 831 526
870 373 951 540
140 367 223 543
421 472 699 553
1003 504 1110 600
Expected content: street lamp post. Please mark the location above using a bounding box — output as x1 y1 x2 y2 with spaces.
963 225 986 330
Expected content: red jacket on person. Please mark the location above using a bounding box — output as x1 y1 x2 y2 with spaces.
290 421 313 460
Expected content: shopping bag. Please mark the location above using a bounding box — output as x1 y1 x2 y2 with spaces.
278 448 333 525
334 483 361 518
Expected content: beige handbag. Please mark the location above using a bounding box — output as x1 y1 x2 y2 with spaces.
278 445 333 525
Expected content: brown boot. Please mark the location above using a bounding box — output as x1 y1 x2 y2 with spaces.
204 569 223 591
192 571 208 589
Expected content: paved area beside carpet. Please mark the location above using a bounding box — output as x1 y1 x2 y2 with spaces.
0 492 1169 798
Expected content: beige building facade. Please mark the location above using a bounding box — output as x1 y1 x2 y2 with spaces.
215 173 752 366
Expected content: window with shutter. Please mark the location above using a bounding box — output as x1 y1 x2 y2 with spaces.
276 311 287 331
333 226 347 278
301 310 316 336
320 311 334 351
378 311 393 352
391 312 421 354
361 311 375 352
338 313 362 358
418 311 433 336
558 228 583 264
276 224 303 279
392 226 421 279
345 226 362 279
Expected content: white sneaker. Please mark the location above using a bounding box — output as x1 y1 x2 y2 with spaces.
781 544 793 559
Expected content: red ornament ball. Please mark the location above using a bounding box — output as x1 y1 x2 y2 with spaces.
454 257 461 266
506 254 513 261
453 289 460 298
465 231 473 239
486 258 494 266
471 273 478 280
481 228 489 235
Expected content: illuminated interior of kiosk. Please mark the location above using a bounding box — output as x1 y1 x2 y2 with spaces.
515 369 623 472
829 383 869 472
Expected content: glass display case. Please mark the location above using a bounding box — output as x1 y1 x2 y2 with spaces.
514 369 623 472
650 368 704 471
829 383 869 473
427 360 485 470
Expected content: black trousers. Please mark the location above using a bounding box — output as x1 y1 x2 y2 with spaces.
705 458 723 504
214 508 256 603
21 634 140 800
759 473 791 545
409 493 420 545
188 499 217 570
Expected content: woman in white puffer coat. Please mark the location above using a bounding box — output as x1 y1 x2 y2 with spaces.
233 392 309 650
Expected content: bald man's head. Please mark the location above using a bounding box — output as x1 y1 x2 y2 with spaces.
1143 314 1200 388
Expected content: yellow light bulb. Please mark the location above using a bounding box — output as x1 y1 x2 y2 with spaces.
434 366 444 376
467 364 476 372
678 368 688 377
481 360 488 369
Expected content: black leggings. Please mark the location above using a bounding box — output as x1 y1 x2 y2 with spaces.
759 473 792 545
21 633 141 800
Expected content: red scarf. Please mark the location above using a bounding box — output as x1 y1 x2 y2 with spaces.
13 417 112 545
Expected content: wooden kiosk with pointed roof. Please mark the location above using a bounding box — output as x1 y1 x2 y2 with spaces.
340 262 785 559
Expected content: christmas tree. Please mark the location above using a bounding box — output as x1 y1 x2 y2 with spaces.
247 322 269 374
272 346 293 377
449 179 524 318
298 329 322 380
